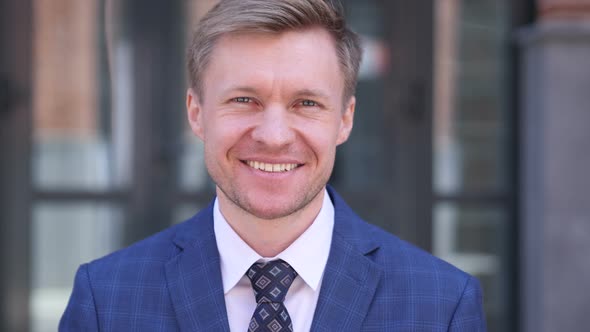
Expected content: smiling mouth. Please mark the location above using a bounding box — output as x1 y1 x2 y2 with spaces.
245 160 301 173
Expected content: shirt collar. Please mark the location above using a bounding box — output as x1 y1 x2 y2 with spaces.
213 188 334 294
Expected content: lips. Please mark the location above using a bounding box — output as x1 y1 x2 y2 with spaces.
245 160 301 173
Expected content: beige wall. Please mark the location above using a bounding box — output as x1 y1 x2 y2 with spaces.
538 0 590 19
33 0 98 137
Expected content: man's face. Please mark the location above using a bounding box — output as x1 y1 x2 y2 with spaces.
187 27 355 220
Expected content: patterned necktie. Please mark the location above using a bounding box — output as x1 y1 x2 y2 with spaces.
246 259 298 332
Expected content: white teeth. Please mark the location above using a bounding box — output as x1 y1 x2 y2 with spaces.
246 161 299 173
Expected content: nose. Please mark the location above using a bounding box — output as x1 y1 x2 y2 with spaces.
250 104 295 148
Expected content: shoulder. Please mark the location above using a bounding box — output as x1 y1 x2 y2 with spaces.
60 212 210 331
328 187 486 329
356 222 486 329
368 223 473 288
328 186 473 288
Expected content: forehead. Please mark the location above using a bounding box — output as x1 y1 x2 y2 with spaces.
202 28 344 98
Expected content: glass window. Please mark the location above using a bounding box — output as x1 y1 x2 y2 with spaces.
32 0 129 191
29 0 134 330
433 1 514 331
30 203 124 332
434 0 511 195
337 0 390 193
178 130 210 192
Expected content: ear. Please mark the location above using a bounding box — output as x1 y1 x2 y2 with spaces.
336 96 355 145
186 88 205 140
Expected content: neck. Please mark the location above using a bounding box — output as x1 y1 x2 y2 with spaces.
217 188 325 257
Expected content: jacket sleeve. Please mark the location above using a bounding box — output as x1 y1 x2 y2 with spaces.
59 264 99 332
448 275 487 332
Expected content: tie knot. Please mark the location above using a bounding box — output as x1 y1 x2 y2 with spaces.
246 259 298 304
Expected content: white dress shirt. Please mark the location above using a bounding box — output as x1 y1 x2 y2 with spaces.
213 189 334 332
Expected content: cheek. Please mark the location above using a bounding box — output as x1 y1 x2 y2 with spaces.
204 116 253 151
300 123 341 159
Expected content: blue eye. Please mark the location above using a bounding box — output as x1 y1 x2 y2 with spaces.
233 97 251 103
301 100 317 107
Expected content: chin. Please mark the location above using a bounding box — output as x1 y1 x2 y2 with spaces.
217 179 326 221
242 199 303 221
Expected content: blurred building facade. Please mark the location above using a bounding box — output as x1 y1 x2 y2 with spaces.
0 0 588 331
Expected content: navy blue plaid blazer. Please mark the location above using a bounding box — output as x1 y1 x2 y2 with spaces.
60 187 486 331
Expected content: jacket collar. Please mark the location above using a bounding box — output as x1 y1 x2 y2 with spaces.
310 186 383 331
165 202 231 332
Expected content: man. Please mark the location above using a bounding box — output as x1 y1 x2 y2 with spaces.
60 0 486 331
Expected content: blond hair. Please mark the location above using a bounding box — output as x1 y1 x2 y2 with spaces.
187 0 362 101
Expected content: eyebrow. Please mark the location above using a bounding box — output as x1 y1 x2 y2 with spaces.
292 88 330 100
221 86 259 96
222 86 331 101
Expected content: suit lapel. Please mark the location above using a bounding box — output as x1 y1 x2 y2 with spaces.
310 187 383 331
165 203 230 332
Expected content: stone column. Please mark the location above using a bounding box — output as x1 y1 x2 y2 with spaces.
519 1 590 331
